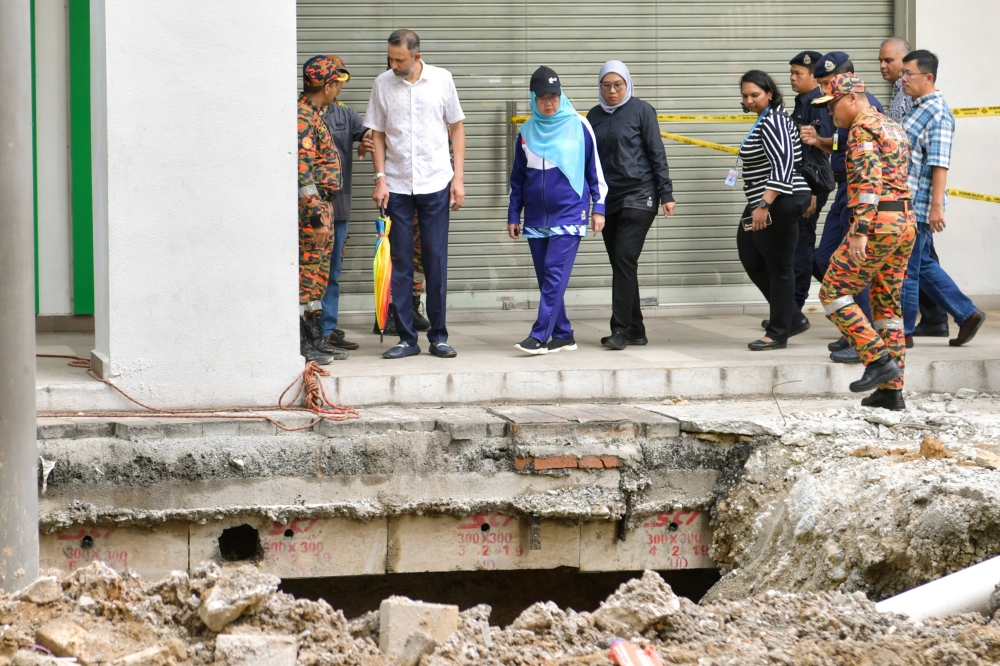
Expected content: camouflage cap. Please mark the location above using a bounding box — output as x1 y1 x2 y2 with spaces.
303 55 349 87
327 55 351 82
813 73 866 105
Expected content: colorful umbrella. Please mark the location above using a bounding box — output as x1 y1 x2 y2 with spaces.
373 207 393 343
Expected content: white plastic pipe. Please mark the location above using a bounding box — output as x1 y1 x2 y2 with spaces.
875 554 1000 621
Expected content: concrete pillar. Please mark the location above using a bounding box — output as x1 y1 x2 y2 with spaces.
0 0 40 591
35 0 74 315
89 0 301 407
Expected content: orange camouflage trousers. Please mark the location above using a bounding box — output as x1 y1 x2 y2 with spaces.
819 211 916 390
299 216 333 306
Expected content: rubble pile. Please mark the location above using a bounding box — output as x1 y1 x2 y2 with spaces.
707 391 1000 602
3 567 1000 665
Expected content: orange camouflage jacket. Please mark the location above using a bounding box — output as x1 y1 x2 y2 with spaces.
298 94 343 227
846 106 912 236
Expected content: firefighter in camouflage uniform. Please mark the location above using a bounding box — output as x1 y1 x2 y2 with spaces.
814 73 916 411
299 55 348 363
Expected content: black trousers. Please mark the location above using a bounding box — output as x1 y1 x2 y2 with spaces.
602 206 657 337
793 191 828 309
737 194 810 342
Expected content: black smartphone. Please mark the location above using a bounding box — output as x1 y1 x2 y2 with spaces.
741 213 772 231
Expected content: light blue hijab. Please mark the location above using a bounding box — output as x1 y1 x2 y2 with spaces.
520 91 585 196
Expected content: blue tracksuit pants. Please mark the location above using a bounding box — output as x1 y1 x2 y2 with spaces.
527 235 580 343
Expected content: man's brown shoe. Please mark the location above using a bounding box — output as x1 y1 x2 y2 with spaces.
327 331 360 350
950 311 985 347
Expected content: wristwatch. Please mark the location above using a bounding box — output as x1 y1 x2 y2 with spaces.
756 199 771 209
373 172 386 181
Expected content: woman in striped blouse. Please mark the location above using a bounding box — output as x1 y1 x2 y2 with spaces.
737 70 813 351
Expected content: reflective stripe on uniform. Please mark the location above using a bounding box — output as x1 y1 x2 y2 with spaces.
299 184 319 197
873 318 904 330
306 300 322 312
859 193 879 205
823 294 855 315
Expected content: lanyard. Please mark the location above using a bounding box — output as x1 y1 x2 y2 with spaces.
736 110 769 166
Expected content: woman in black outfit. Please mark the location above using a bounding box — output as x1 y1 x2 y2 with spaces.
736 70 813 351
588 61 675 350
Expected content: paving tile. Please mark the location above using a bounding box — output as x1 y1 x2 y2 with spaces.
409 407 508 439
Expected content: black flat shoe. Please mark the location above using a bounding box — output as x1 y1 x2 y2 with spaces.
861 388 906 411
429 342 457 358
382 342 420 359
913 321 949 337
829 337 850 352
748 339 787 351
850 354 902 393
830 347 862 364
789 318 811 337
626 336 648 346
602 331 627 350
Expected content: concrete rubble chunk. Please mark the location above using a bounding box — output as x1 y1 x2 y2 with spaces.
198 566 281 632
379 596 459 659
11 651 65 666
110 645 170 665
396 631 436 666
18 575 61 605
920 435 951 460
213 634 298 666
975 448 1000 470
36 619 114 666
592 570 680 635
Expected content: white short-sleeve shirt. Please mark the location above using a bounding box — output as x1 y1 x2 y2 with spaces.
364 61 465 195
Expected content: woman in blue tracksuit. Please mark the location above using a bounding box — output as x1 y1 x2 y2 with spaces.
508 66 608 355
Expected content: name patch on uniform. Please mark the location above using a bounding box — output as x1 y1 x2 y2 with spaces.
862 142 874 152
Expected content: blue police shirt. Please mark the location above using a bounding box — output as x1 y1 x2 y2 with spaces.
830 92 884 173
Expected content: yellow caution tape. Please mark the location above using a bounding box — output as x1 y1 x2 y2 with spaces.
660 131 738 155
948 188 1000 204
952 107 1000 117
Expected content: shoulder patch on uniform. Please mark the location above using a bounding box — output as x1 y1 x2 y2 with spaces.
302 136 314 150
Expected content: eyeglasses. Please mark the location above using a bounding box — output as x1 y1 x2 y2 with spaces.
600 81 627 91
826 94 847 112
899 69 924 80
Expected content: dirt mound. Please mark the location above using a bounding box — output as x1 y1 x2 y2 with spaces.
706 394 1000 603
4 566 999 665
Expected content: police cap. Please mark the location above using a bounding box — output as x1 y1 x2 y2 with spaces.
813 51 851 78
790 51 822 69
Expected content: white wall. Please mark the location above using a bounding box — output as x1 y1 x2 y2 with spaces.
915 0 1000 299
35 0 73 315
90 0 301 407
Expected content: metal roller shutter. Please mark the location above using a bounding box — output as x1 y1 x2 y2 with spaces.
297 0 893 312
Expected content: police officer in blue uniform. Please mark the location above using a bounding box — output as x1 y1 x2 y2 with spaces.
807 51 885 363
788 51 835 312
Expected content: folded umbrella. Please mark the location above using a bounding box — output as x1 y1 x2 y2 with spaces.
373 207 392 343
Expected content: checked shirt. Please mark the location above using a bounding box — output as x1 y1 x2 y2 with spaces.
902 91 954 226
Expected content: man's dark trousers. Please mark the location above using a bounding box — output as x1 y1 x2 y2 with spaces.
387 184 450 347
793 192 827 309
813 181 872 321
919 238 949 326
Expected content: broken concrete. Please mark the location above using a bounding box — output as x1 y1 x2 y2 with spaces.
16 577 60 605
35 618 113 665
378 597 459 659
198 566 280 632
213 634 297 666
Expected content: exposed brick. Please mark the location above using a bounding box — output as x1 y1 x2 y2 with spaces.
514 457 533 471
578 455 604 469
533 455 578 470
600 455 621 468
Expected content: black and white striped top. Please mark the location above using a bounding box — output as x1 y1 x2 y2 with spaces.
738 105 811 205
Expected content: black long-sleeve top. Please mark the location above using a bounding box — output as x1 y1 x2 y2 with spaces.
587 97 674 214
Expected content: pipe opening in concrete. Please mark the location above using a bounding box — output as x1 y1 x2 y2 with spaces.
480 523 490 532
218 524 262 562
668 522 679 532
80 535 94 549
283 528 295 538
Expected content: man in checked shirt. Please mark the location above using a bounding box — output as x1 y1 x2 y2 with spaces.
814 73 916 411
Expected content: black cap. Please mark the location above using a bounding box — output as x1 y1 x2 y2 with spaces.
530 66 561 97
790 51 823 69
814 51 851 78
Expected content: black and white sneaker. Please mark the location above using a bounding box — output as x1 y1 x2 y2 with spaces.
515 337 548 355
547 337 577 352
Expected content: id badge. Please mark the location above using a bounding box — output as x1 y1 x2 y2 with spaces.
833 132 839 152
725 168 739 187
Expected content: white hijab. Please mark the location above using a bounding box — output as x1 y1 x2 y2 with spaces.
598 60 633 114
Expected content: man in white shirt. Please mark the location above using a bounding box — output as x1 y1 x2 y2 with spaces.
366 29 466 359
